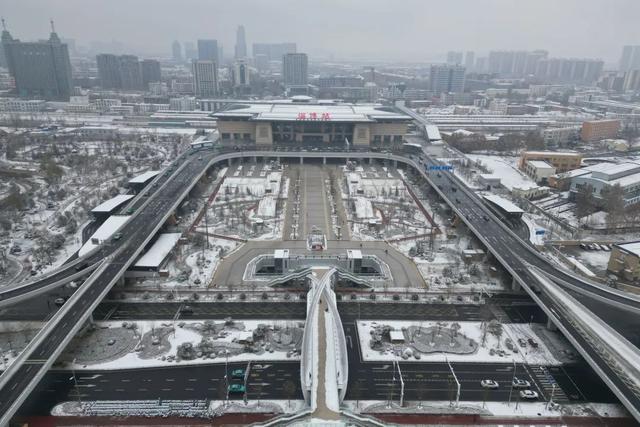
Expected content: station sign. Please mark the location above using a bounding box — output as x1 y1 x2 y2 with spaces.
535 229 545 235
296 112 332 121
428 165 453 171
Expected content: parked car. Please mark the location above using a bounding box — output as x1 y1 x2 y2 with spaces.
480 379 499 389
527 338 539 348
54 297 66 306
520 390 539 399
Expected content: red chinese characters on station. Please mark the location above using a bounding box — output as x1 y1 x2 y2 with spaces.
296 112 332 121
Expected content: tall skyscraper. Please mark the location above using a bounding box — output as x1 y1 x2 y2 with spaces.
233 59 250 87
141 59 161 87
96 53 122 89
197 39 219 62
172 40 182 62
97 54 149 90
2 20 73 100
192 60 218 97
282 53 308 86
254 54 269 72
464 51 475 72
446 51 463 65
619 46 640 72
430 64 466 94
118 55 143 90
235 25 247 59
253 43 296 61
184 41 197 60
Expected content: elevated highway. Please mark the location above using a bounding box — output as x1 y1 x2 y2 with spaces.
1 140 640 423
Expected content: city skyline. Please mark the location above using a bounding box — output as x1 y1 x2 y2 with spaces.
3 0 639 63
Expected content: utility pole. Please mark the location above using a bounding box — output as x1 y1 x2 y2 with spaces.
508 359 516 406
446 358 460 407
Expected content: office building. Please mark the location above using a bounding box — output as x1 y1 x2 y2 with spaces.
253 42 296 61
192 60 218 97
96 54 143 90
2 22 73 101
429 64 465 94
232 59 250 87
464 51 475 72
141 59 161 88
169 96 197 111
523 160 556 184
519 151 582 173
446 51 463 65
235 25 247 59
475 57 487 73
581 119 621 142
608 241 640 282
171 40 182 62
283 53 308 86
197 39 219 62
570 162 640 207
619 46 640 72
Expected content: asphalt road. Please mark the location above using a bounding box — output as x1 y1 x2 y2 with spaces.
212 239 425 289
19 362 302 417
342 321 617 405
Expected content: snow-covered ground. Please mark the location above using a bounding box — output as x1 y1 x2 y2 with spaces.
357 320 563 365
64 319 302 371
466 154 539 193
345 400 627 419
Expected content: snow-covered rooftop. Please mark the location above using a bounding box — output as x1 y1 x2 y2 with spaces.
128 170 160 185
526 160 554 170
617 241 640 257
91 194 134 214
482 193 524 214
134 233 182 268
78 215 129 256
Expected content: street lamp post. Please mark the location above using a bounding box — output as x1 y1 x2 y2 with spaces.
508 359 516 406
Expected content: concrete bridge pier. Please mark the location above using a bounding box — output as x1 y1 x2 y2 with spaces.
323 157 327 165
300 157 304 165
227 158 232 166
368 157 374 164
546 316 558 331
511 277 521 291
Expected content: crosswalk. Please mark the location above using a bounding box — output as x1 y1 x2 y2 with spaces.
528 365 569 404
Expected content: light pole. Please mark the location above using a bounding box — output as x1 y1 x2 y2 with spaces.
70 358 81 407
508 359 516 406
446 358 460 407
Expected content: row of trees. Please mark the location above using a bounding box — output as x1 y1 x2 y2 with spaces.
445 131 545 154
574 183 631 228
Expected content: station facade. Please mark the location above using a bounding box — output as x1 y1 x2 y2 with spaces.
213 101 411 148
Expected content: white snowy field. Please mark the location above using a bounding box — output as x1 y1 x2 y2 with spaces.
466 154 539 192
357 320 562 365
67 319 301 371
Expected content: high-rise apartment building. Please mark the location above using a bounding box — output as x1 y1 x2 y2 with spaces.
282 53 308 86
235 25 247 59
535 58 603 84
430 64 465 94
183 41 197 60
487 50 548 76
464 51 475 72
446 51 463 65
141 59 161 87
197 39 219 62
192 60 218 97
2 22 73 100
254 54 269 72
118 55 143 90
96 54 121 89
623 70 640 92
171 40 182 62
619 46 640 72
253 43 296 61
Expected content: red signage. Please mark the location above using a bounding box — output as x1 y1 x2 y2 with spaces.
296 112 331 121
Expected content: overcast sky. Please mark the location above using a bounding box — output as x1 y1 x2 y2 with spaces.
2 0 638 63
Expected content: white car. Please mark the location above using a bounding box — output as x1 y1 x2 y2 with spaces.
480 379 499 389
512 378 531 388
520 390 539 399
